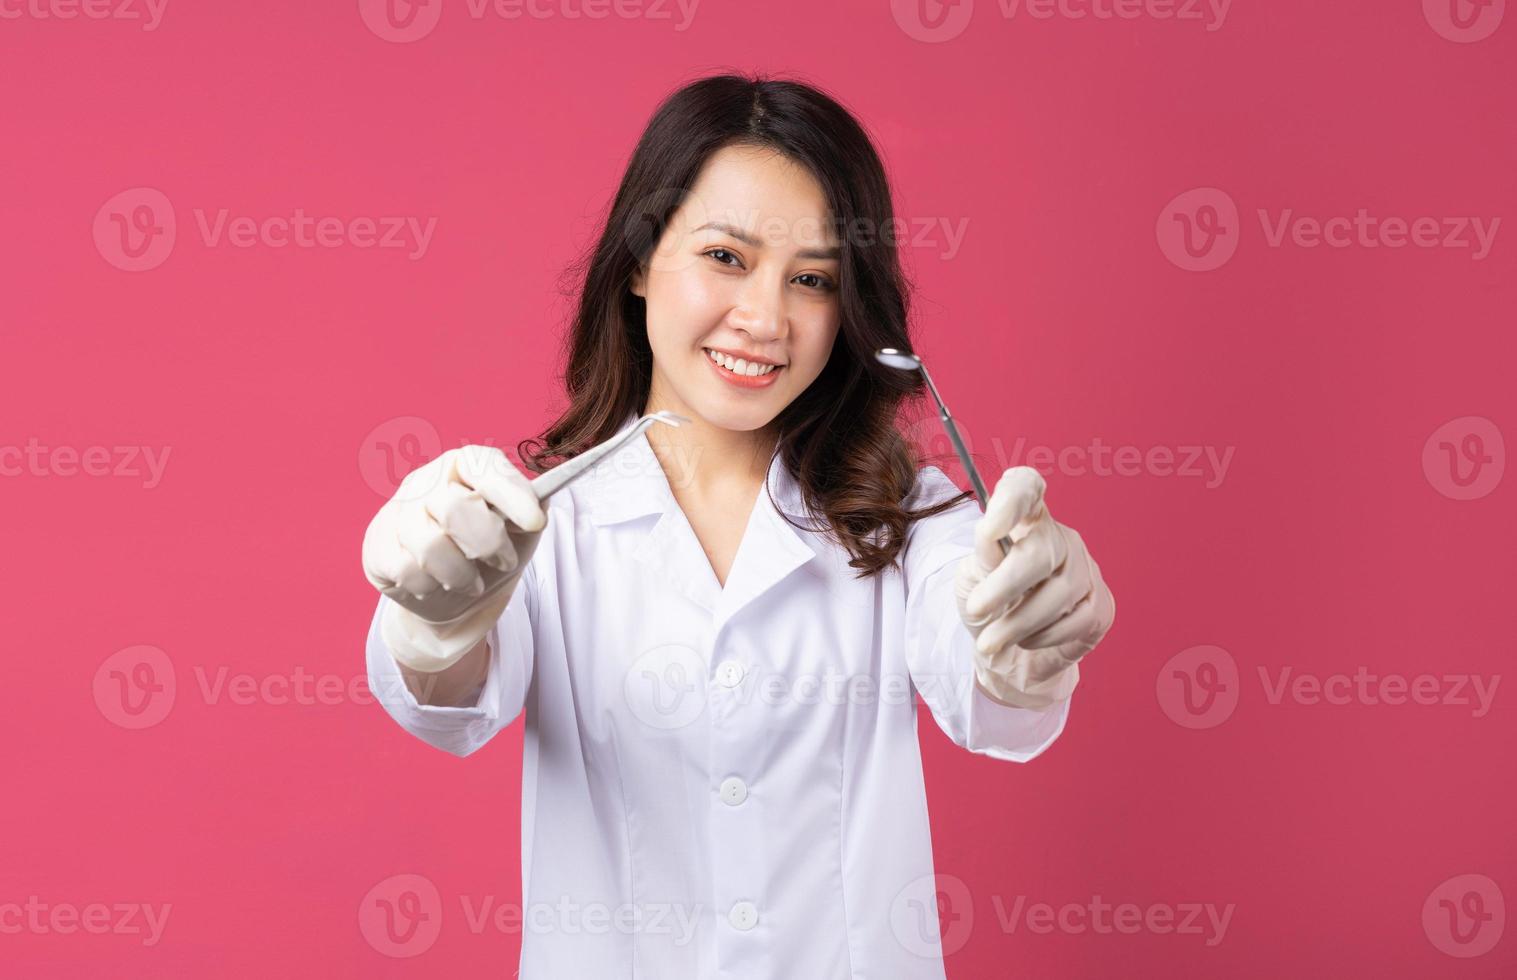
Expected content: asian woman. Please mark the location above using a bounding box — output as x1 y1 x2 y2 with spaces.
360 70 1115 979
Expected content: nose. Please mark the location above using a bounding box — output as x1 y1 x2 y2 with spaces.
729 275 787 342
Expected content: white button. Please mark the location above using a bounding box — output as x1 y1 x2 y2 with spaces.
715 659 745 688
719 776 747 805
728 901 758 930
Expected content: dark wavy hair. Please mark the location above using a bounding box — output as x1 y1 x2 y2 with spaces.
517 70 973 577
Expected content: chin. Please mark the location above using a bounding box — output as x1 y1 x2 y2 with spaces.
684 396 780 434
705 408 777 433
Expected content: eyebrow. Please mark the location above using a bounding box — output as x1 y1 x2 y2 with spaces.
695 221 841 261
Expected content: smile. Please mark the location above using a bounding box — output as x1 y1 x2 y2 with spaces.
704 347 784 388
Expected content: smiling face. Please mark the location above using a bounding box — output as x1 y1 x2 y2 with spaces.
632 143 843 434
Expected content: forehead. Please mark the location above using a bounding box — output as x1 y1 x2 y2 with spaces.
675 144 838 251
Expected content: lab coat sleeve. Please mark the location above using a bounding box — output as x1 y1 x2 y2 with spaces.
902 472 1072 763
364 564 539 759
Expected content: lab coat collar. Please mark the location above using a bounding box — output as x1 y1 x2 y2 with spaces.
577 410 817 625
579 410 808 525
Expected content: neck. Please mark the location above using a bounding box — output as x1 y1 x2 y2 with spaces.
641 390 776 498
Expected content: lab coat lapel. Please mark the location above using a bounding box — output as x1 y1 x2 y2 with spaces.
637 495 723 616
710 452 816 631
580 411 817 626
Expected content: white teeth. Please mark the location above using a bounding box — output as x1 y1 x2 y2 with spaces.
706 348 778 376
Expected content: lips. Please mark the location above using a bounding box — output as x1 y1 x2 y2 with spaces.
704 347 783 389
703 347 785 372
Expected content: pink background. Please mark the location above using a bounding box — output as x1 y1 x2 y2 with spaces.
3 0 1513 976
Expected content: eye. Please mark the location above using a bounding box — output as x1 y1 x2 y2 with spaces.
704 248 743 268
794 272 836 292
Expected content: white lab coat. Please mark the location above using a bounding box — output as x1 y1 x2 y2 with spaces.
365 410 1072 978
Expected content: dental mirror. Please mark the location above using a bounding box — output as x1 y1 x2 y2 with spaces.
874 348 1013 557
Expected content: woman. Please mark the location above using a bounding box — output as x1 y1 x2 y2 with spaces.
360 71 1114 978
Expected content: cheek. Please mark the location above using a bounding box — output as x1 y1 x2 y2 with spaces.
649 264 729 331
793 311 841 370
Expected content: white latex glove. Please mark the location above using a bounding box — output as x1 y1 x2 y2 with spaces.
361 445 547 673
954 466 1115 710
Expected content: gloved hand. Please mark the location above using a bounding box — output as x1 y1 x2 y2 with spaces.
361 445 547 673
954 466 1115 710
